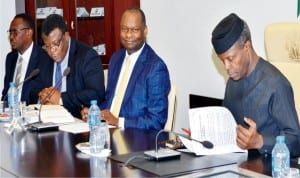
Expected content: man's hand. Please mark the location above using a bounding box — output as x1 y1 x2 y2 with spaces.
38 87 61 105
101 109 118 127
236 117 263 150
39 87 52 104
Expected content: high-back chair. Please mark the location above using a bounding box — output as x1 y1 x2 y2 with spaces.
164 84 177 130
103 69 108 89
264 22 300 120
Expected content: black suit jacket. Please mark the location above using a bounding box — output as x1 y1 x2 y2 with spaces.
1 44 50 105
34 39 105 118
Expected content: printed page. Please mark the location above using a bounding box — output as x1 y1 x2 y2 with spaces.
180 106 246 155
40 105 75 123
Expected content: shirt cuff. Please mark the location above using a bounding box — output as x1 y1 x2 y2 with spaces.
118 117 125 128
59 98 63 105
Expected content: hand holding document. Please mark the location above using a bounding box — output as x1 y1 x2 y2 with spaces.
179 106 246 155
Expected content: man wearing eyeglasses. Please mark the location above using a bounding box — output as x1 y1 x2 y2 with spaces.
38 14 105 118
1 13 51 105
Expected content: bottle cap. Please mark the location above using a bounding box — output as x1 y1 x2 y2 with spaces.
276 135 285 143
9 82 15 87
90 100 97 105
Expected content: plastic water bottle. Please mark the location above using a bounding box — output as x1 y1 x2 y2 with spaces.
272 135 290 178
7 82 20 121
88 100 101 153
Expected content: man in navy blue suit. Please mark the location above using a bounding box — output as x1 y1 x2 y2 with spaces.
82 7 171 130
1 13 50 105
38 14 105 118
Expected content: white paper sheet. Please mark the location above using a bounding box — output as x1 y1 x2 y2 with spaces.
59 121 116 134
181 106 246 155
59 122 90 134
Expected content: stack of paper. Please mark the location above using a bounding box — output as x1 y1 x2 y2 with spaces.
40 105 75 124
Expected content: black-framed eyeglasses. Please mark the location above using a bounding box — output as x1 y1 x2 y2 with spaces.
44 34 65 52
7 27 30 36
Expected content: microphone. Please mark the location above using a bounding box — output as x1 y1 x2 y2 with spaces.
2 68 40 112
144 129 214 161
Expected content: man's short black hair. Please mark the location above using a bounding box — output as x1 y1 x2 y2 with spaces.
127 7 147 26
42 14 67 36
14 13 34 30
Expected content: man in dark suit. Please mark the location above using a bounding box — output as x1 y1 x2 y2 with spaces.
1 13 50 105
38 14 105 118
82 8 171 130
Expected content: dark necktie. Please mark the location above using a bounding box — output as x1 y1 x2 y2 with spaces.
55 63 62 91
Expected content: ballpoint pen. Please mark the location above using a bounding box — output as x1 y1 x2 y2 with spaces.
181 128 191 136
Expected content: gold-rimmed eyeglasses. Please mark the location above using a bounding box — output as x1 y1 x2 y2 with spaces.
44 35 64 52
7 27 30 36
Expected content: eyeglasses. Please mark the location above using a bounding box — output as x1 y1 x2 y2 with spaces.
7 27 30 36
121 26 142 33
44 35 64 52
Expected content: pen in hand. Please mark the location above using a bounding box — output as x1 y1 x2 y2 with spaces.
181 128 191 137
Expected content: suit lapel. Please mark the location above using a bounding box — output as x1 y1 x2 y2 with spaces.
66 39 75 91
25 44 39 78
10 52 19 82
21 45 39 100
122 45 148 105
107 51 126 108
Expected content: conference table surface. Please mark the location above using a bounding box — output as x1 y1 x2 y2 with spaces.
0 123 298 177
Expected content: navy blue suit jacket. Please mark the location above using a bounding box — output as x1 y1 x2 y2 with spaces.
1 44 50 104
35 39 105 118
102 44 170 130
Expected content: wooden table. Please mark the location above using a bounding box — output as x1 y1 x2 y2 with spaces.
1 124 297 177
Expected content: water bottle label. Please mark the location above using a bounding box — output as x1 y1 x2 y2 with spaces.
8 94 18 106
272 154 290 177
8 94 12 106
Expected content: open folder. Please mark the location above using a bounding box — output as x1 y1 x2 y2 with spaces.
179 106 246 155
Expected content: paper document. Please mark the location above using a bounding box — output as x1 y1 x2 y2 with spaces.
180 106 246 155
59 120 116 134
60 122 89 134
40 105 75 123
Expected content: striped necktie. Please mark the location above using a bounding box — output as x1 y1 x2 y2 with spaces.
111 56 131 118
14 56 23 86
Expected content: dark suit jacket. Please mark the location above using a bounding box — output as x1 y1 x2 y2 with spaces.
102 43 171 130
1 44 50 105
35 39 105 118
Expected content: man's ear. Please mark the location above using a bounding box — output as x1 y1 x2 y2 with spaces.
244 40 251 50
